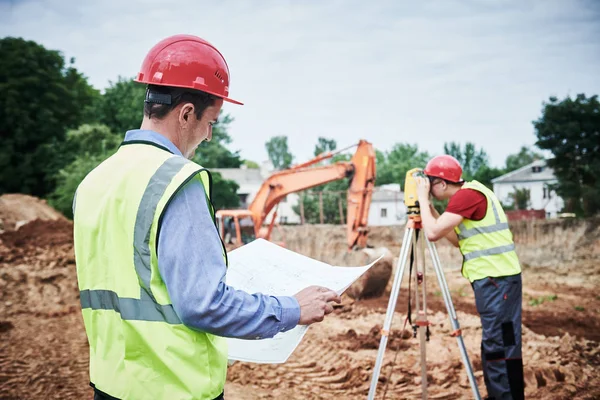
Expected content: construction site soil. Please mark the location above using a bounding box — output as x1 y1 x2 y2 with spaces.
1 194 599 399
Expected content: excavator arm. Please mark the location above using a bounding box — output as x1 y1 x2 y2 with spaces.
249 140 376 249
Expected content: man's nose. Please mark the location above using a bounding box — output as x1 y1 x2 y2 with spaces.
206 125 213 142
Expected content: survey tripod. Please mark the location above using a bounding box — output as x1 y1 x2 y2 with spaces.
367 169 481 400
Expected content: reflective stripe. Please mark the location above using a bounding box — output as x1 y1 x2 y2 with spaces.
463 244 516 261
133 156 188 299
80 289 182 324
457 189 503 240
458 222 510 240
491 199 501 223
80 156 191 324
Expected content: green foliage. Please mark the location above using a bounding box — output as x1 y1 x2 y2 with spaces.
574 306 585 312
505 146 543 173
293 137 360 222
0 37 100 196
211 172 240 210
314 137 337 156
193 113 242 168
443 142 489 181
96 77 146 134
49 153 113 218
292 180 349 224
442 142 504 188
63 123 122 156
265 136 294 170
528 294 558 307
376 143 430 188
534 94 600 217
511 187 531 210
243 160 260 169
48 124 120 217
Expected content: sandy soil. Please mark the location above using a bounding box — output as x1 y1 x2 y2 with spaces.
0 199 598 399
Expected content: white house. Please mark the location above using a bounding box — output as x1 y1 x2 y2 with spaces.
491 159 564 218
212 164 301 224
368 184 407 226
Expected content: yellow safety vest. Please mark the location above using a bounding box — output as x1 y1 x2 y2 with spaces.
74 141 227 400
454 181 521 282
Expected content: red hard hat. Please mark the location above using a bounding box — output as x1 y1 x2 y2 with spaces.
135 34 243 105
424 155 463 183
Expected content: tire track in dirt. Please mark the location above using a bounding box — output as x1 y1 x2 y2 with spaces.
228 332 373 398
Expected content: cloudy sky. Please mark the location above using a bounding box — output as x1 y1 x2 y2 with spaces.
2 0 599 167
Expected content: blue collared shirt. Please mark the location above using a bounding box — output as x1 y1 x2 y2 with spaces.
123 130 300 339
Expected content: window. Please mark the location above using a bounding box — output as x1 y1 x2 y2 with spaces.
381 208 387 218
532 166 543 173
280 216 288 224
543 187 547 199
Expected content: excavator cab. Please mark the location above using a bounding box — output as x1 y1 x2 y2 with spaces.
216 210 257 251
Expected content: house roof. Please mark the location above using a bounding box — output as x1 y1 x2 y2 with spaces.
491 159 557 184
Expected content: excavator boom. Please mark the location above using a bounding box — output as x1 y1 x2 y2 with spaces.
249 140 376 249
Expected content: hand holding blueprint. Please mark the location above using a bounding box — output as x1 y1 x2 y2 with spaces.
225 239 381 364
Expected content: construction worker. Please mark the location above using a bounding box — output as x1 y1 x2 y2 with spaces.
73 34 340 400
415 155 524 400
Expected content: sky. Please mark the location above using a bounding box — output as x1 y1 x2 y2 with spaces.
1 0 599 168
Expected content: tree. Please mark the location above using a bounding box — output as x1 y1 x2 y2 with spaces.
192 113 244 209
292 180 349 224
505 146 543 173
48 124 120 217
533 94 600 216
265 136 294 170
376 143 430 188
314 137 337 156
0 37 100 196
193 113 243 168
243 160 260 169
508 187 531 210
97 77 146 134
443 142 490 181
472 165 506 190
210 172 240 210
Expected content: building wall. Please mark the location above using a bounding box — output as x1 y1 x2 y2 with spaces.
368 200 407 226
493 180 564 218
270 193 301 224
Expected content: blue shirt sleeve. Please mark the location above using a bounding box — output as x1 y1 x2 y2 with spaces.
157 177 301 339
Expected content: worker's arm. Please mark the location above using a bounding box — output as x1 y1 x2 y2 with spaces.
158 179 301 340
416 178 462 246
427 204 460 247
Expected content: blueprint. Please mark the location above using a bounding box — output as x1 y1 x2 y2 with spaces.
225 239 380 364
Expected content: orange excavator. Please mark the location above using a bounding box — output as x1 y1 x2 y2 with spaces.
215 140 376 251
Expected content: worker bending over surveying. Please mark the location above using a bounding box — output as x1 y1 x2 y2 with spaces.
415 155 524 400
73 34 340 400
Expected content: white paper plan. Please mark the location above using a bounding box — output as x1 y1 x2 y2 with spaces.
225 239 381 364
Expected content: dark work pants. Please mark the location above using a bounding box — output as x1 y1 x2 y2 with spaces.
472 274 524 400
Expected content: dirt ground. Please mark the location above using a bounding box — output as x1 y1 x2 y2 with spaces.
1 198 599 399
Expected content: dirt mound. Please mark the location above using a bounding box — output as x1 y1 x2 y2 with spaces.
345 247 394 299
0 219 77 318
0 194 66 232
0 219 73 249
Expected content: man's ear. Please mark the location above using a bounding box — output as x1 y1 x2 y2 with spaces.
179 103 195 125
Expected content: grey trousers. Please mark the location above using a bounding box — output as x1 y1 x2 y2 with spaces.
472 273 524 400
